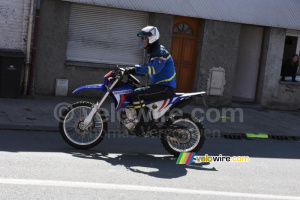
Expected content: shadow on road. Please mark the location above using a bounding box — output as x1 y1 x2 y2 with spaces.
68 151 217 179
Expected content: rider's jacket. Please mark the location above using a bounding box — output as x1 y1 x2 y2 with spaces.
135 42 176 89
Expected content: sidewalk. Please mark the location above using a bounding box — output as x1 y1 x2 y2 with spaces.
0 95 299 139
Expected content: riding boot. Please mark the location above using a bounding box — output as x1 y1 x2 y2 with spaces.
135 105 154 135
134 107 147 134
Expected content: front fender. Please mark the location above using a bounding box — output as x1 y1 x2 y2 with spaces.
72 84 106 94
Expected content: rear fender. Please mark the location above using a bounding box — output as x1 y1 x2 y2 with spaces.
169 91 206 110
180 91 206 98
72 84 106 94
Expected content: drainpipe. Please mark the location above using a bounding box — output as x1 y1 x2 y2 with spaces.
28 0 40 95
23 0 35 95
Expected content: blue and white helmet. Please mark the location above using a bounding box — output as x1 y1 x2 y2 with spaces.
137 26 160 48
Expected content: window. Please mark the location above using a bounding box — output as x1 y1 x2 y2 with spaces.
280 30 300 82
173 23 193 35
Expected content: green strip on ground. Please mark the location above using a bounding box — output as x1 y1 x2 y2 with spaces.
245 133 269 139
219 116 231 119
176 153 183 164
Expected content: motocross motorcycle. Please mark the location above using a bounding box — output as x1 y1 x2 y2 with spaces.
59 67 206 156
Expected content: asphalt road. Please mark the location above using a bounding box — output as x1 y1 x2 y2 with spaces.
0 130 299 200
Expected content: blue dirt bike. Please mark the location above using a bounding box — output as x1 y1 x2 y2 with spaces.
59 67 205 156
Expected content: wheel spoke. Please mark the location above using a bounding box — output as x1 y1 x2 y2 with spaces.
63 106 104 146
166 118 201 152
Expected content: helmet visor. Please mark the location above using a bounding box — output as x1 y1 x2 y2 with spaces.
138 36 148 49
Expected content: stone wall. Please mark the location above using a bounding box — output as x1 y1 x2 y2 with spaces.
195 20 241 107
0 0 31 51
258 27 300 110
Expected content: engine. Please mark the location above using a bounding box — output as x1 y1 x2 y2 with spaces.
120 107 139 134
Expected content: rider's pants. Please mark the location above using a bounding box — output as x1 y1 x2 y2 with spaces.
131 85 175 124
131 85 175 108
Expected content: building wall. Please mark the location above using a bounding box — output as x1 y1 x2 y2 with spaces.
34 0 173 96
270 83 300 110
258 27 300 110
195 20 241 107
35 0 71 95
0 0 31 51
34 1 299 110
35 0 114 96
148 13 173 52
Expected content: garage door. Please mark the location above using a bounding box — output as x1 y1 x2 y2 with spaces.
66 4 148 66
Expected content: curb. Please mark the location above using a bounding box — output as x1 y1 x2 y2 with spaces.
0 124 59 132
0 125 299 142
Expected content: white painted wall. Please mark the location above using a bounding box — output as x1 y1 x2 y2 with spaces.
0 0 31 52
233 25 264 101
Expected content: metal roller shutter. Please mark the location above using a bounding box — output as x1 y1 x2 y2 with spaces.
66 4 148 66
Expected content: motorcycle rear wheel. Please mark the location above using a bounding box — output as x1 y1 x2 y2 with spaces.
161 113 205 157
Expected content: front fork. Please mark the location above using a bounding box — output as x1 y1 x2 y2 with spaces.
82 78 120 130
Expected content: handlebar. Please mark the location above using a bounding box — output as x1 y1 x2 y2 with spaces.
112 66 141 85
113 66 125 78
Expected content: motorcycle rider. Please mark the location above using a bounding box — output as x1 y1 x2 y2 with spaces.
126 26 176 131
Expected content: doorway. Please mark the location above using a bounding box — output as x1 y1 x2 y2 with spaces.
171 16 200 92
232 25 264 102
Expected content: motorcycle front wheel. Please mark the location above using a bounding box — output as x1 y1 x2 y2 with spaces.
59 101 107 149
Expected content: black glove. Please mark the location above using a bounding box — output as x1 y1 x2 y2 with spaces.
125 67 136 75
